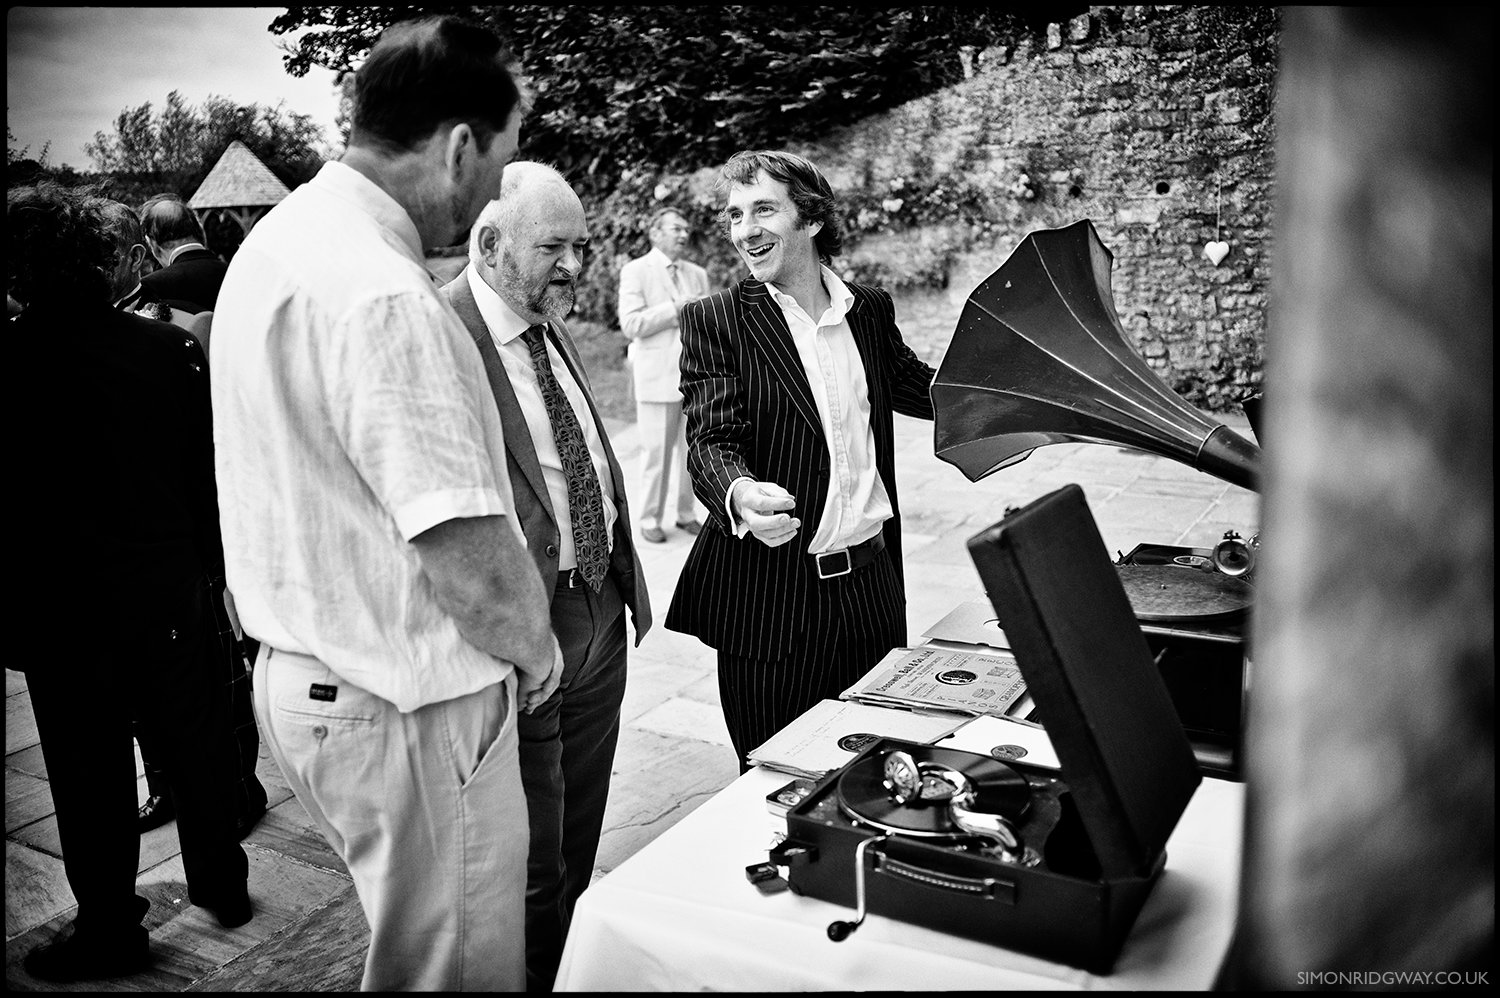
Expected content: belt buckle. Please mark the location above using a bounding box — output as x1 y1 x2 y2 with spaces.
564 568 582 589
815 549 852 580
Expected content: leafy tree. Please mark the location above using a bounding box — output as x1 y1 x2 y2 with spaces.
156 91 202 175
76 92 330 259
269 4 1084 325
84 91 328 192
8 121 88 187
271 5 1075 195
8 121 51 169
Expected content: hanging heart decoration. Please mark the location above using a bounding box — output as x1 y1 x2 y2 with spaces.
1204 173 1229 266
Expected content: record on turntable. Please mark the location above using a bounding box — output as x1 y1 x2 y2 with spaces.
836 743 1031 838
1115 564 1253 623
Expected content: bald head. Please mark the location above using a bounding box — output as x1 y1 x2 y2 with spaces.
468 162 574 255
469 161 589 324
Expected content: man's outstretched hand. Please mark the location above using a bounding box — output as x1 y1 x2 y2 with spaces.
733 480 801 547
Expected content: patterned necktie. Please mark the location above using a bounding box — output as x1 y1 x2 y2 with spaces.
666 261 682 295
522 324 608 591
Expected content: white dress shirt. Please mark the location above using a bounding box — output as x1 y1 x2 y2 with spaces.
211 161 521 712
465 265 618 569
729 266 893 553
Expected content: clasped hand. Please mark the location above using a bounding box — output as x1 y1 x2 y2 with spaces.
733 481 801 547
516 638 564 713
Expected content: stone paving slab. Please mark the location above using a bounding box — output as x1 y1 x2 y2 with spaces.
187 886 366 993
4 696 39 758
4 772 52 838
4 841 71 941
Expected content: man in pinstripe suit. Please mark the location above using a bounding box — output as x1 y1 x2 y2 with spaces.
665 150 937 770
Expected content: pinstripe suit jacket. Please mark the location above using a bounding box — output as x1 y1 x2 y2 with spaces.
442 275 652 645
664 277 935 660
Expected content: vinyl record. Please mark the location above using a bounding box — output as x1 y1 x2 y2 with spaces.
837 743 1031 837
1116 563 1253 622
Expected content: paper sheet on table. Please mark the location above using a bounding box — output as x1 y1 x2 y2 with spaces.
746 699 965 779
935 713 1062 771
840 645 1027 716
920 599 1011 650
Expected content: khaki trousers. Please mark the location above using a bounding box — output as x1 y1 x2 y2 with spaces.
254 647 527 991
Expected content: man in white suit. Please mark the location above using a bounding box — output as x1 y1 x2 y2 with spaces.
617 208 711 542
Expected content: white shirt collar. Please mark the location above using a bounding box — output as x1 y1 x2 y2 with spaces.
765 264 855 326
647 246 677 269
315 161 426 265
465 264 537 345
162 242 208 266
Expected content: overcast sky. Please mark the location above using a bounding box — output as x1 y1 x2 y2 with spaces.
7 6 345 169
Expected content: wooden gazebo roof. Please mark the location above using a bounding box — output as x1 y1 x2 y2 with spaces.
188 140 292 235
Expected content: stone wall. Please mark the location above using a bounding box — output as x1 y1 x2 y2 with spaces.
665 5 1279 412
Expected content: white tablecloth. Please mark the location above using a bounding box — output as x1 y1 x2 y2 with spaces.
556 767 1244 991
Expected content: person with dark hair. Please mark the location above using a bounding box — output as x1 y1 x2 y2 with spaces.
665 150 938 770
618 207 711 543
94 198 155 301
9 182 252 983
210 15 556 991
349 15 523 153
125 193 227 315
93 198 271 845
444 163 651 990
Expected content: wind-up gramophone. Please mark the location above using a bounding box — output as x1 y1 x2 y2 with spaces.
770 484 1206 973
930 219 1261 777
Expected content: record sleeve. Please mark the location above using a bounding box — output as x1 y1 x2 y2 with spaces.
746 699 965 779
920 599 1012 650
935 713 1062 771
840 645 1028 717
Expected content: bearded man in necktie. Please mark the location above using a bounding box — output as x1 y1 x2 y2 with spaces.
617 208 712 542
440 162 651 991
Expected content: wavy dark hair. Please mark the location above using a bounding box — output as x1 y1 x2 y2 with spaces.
352 15 526 154
7 181 114 307
714 150 845 262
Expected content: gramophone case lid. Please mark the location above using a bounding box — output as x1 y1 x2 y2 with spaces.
966 484 1202 879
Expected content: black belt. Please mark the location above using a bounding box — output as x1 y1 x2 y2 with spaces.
812 532 886 580
559 567 617 590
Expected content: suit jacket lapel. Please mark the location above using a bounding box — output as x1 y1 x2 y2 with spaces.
843 291 891 458
739 281 822 434
446 277 555 520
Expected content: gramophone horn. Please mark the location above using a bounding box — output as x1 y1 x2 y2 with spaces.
931 219 1262 493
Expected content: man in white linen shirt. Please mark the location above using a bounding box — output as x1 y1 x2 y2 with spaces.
617 208 711 542
209 16 560 992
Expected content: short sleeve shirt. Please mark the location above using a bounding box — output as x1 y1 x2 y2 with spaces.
210 161 520 712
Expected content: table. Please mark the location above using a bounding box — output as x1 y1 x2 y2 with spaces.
555 766 1244 991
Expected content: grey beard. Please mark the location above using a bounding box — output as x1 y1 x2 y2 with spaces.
532 286 576 320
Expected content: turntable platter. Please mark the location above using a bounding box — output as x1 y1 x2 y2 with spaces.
837 744 1031 837
1116 564 1253 623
